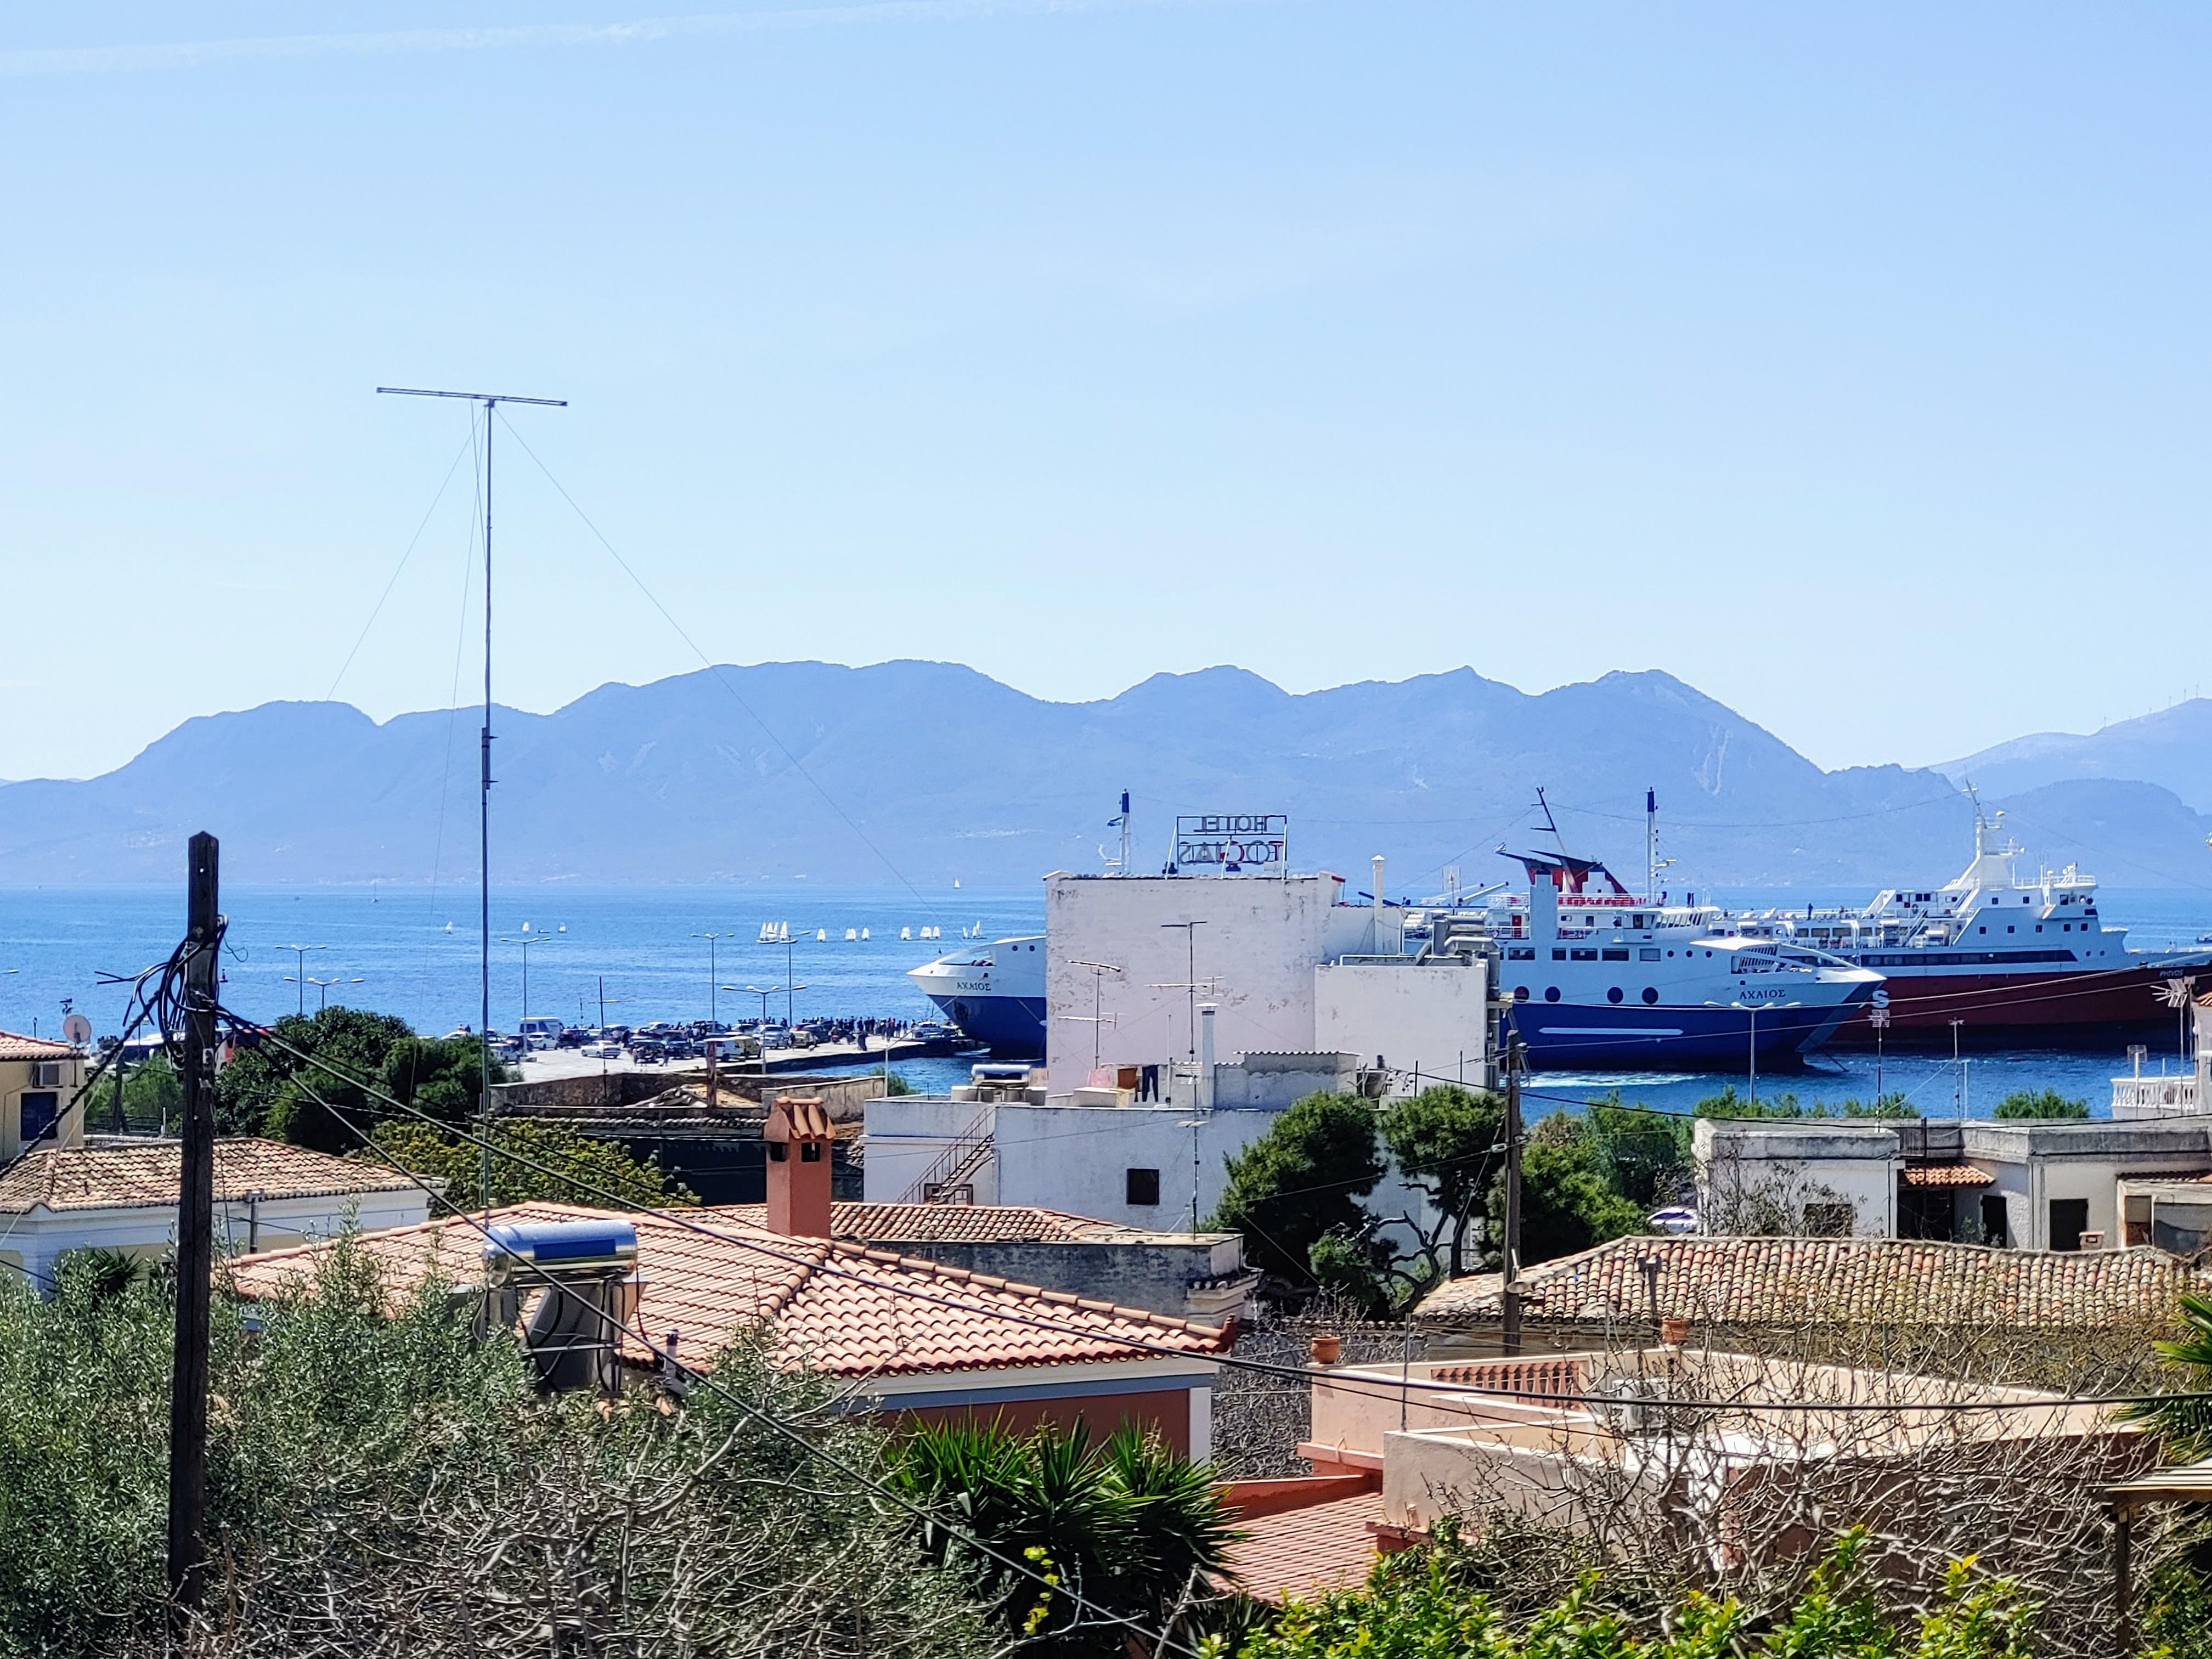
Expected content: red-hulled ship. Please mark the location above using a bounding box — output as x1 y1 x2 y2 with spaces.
1731 808 2208 1047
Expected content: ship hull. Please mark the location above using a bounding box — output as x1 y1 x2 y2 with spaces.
1822 957 2210 1048
921 991 1047 1058
1512 995 1867 1071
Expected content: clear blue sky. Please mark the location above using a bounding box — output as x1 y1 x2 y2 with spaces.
5 1 2208 782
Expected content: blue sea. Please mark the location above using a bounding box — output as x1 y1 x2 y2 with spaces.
2 882 2206 1115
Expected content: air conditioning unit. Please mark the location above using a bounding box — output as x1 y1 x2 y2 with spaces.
30 1062 63 1088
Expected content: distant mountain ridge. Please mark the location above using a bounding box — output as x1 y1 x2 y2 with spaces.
1940 699 2212 816
2 661 2208 890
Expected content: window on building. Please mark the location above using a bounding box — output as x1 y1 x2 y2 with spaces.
2049 1198 2089 1252
17 1091 59 1145
1980 1194 2009 1248
1125 1167 1161 1207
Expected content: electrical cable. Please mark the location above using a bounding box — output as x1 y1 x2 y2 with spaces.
217 1008 2212 1417
493 410 948 925
326 426 476 702
260 1065 1209 1659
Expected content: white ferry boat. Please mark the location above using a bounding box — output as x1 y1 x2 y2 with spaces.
907 934 1046 1056
1484 848 1882 1069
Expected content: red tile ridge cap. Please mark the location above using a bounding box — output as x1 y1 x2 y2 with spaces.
830 1237 1233 1348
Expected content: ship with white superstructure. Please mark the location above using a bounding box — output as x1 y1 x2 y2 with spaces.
1737 800 2211 1046
1482 847 1882 1070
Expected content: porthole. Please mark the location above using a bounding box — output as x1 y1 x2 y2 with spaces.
1641 986 1659 1005
1606 986 1624 1005
1514 985 1530 1001
1544 986 1561 1003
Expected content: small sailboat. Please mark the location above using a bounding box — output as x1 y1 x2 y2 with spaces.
860 927 871 940
901 926 913 941
844 928 859 942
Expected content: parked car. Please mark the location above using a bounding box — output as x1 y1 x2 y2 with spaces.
517 1016 563 1051
579 1040 622 1060
629 1039 668 1064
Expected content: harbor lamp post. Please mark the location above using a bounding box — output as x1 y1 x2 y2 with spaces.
498 929 558 1022
1707 1000 1802 1108
289 974 363 1014
277 944 328 1018
694 932 736 1026
741 984 805 1028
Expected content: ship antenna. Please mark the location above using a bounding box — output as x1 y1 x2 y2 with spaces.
1646 788 1657 904
1535 787 1571 858
378 385 567 1211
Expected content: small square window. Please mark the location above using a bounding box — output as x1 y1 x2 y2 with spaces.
1126 1167 1161 1206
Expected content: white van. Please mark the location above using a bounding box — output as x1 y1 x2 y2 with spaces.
517 1017 564 1050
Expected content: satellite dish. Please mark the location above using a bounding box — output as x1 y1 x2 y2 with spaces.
62 1013 92 1046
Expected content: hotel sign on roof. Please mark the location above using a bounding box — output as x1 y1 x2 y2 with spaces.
1174 814 1288 871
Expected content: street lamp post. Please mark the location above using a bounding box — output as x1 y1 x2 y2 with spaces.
287 974 363 1014
498 929 558 1024
695 932 740 1025
278 944 328 1018
740 984 805 1027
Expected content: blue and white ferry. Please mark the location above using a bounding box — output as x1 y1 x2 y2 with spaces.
1488 849 1883 1070
907 934 1047 1057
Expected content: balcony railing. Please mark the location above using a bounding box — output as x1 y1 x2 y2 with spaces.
2112 1075 2201 1119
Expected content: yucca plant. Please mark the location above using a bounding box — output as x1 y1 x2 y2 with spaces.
2122 1289 2212 1458
889 1418 1242 1655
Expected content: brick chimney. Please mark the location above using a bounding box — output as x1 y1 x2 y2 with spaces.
765 1096 834 1238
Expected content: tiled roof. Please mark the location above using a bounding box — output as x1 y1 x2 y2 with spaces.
713 1202 1151 1245
1220 1489 1384 1604
224 1202 1233 1380
1901 1164 1995 1188
0 1138 424 1215
1416 1235 2203 1329
0 1031 75 1062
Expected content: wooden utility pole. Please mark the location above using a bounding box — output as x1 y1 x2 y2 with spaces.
167 831 220 1627
1501 1034 1525 1357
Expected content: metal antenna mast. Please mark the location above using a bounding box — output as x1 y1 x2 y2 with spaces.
377 386 566 1208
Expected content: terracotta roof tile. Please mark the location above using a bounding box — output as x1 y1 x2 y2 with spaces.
0 1031 75 1062
1416 1234 2202 1329
1901 1164 1995 1188
0 1138 425 1215
225 1203 1233 1380
1221 1489 1384 1604
713 1202 1157 1246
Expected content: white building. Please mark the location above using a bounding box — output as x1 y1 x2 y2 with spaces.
1694 1112 2212 1252
1042 870 1489 1096
865 1051 1370 1230
1694 1118 1900 1237
0 1138 436 1293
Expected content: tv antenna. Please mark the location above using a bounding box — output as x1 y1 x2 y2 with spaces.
377 386 566 1208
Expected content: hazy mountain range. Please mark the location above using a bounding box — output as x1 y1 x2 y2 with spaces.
2 663 2208 890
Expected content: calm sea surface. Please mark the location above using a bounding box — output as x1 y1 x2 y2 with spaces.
3 882 2206 1115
